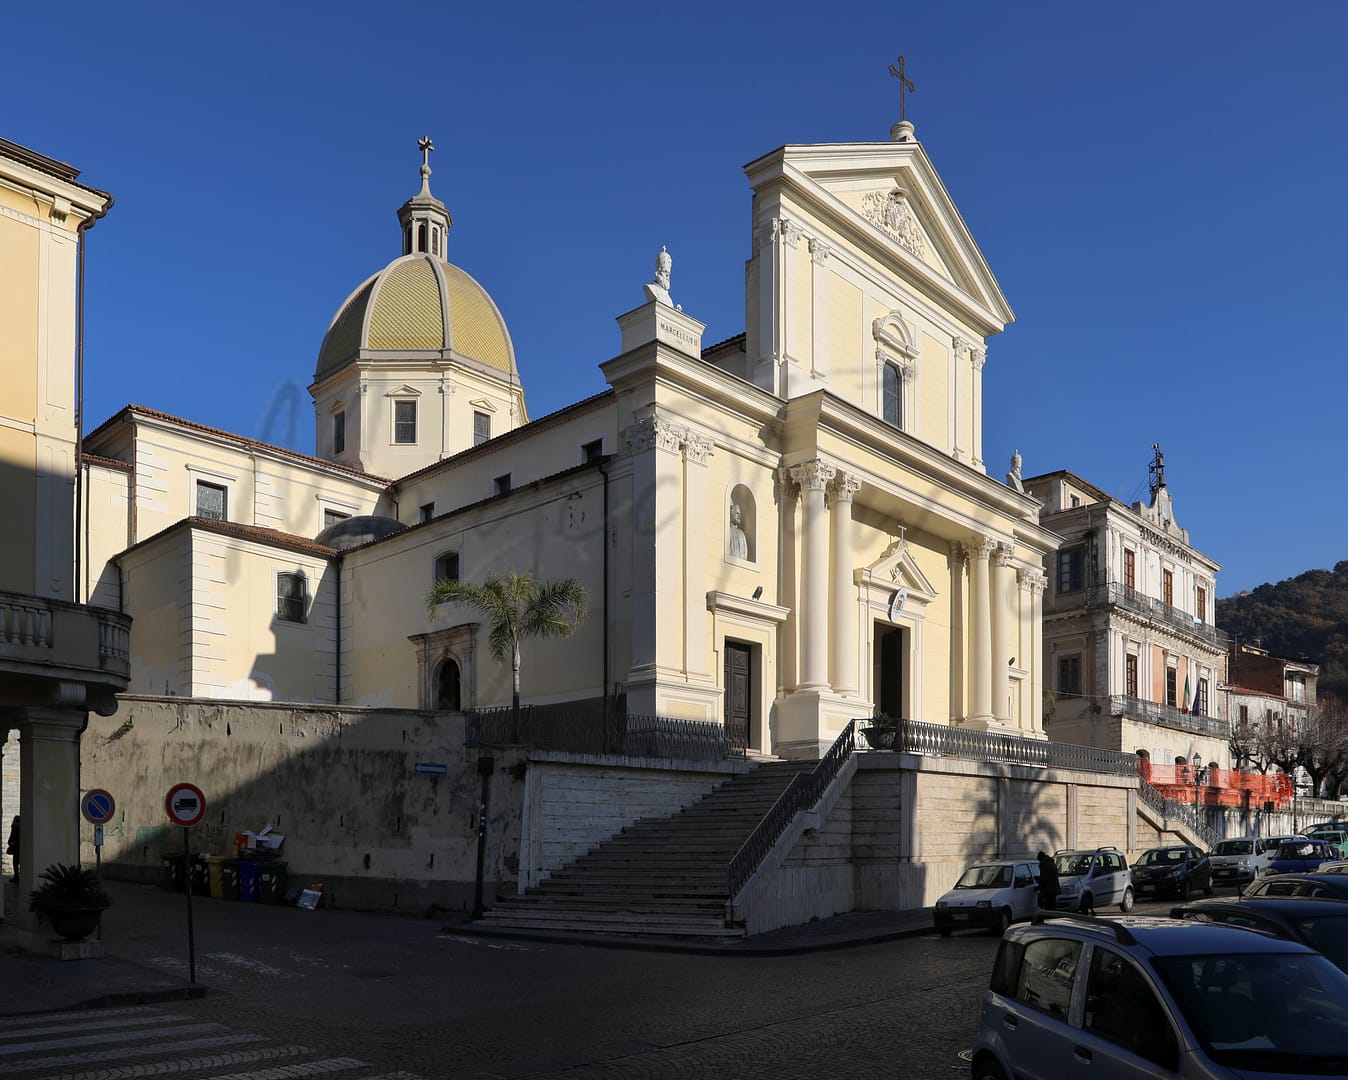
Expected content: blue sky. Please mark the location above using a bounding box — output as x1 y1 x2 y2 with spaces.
5 2 1344 597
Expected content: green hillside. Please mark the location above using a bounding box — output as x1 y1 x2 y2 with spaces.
1218 561 1348 700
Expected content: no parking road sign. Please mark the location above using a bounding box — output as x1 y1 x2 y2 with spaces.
81 788 115 825
165 782 206 828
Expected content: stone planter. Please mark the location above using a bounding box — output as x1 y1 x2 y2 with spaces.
46 907 104 942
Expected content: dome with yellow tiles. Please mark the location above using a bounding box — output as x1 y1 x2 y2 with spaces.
314 253 517 382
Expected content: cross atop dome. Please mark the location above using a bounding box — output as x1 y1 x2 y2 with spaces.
399 135 452 257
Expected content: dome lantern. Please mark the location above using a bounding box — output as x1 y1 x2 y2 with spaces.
398 136 452 258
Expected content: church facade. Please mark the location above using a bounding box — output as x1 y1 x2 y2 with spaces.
75 118 1059 760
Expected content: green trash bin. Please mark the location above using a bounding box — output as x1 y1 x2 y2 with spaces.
259 860 288 905
161 853 186 893
219 858 241 901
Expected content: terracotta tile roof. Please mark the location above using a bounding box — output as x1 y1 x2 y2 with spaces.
81 452 131 471
118 516 338 561
86 405 392 484
0 136 110 201
702 331 747 356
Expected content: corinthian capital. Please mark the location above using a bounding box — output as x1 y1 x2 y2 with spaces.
1019 567 1048 595
993 542 1017 568
684 432 714 465
790 459 837 492
624 414 686 455
830 471 863 504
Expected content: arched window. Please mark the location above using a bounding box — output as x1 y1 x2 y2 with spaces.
436 658 461 711
882 363 902 427
417 222 427 252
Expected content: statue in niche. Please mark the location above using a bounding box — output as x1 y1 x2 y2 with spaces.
1006 449 1024 493
728 500 748 559
643 245 673 306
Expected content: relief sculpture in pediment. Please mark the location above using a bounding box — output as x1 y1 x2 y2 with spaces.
860 188 927 260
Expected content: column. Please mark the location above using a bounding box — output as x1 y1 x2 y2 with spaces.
624 415 686 684
14 705 88 929
1024 569 1046 733
950 544 969 721
829 471 862 693
969 536 995 722
791 459 835 689
991 544 1015 723
683 433 714 678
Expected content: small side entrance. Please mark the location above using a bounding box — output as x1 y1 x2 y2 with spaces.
873 623 906 719
723 642 753 751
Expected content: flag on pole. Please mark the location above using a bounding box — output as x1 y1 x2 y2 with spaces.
1192 682 1202 716
1182 672 1191 713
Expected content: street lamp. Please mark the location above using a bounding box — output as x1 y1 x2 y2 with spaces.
1192 752 1203 818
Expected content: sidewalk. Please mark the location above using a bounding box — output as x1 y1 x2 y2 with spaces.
0 876 933 1017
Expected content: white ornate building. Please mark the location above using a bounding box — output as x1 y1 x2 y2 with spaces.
66 114 1058 763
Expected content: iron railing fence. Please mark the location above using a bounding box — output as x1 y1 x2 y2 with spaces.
728 721 855 899
1086 582 1230 651
891 718 1140 777
1137 778 1222 848
1108 695 1226 740
466 700 744 762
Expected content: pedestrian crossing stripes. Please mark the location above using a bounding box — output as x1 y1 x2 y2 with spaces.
0 1005 426 1079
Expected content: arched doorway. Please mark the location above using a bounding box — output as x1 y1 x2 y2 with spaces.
436 658 461 711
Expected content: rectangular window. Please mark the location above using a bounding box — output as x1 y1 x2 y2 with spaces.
434 551 459 584
196 481 227 521
1197 678 1209 717
1083 948 1178 1069
1012 937 1081 1019
494 473 511 496
473 411 491 446
1166 667 1178 707
1057 547 1084 594
1239 704 1249 725
1162 569 1174 607
1290 675 1305 703
394 400 417 444
323 509 349 529
1058 655 1082 697
1196 586 1206 623
419 502 435 524
276 571 307 623
333 411 346 455
582 439 603 464
1123 549 1135 591
882 364 901 427
1125 654 1138 698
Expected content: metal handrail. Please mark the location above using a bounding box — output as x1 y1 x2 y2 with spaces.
1137 777 1221 848
1107 695 1226 739
728 721 855 898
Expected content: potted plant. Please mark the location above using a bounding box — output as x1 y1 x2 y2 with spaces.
28 862 112 942
861 711 899 750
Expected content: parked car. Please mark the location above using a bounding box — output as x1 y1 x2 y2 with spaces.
971 912 1348 1080
1266 839 1339 876
1051 847 1132 914
933 859 1039 937
1209 837 1259 886
1315 861 1348 875
1254 834 1308 876
1131 844 1213 900
1305 821 1346 838
1243 873 1348 900
1308 829 1348 858
1172 895 1348 973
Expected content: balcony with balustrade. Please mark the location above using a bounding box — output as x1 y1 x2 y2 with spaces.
0 589 131 706
1086 582 1229 651
1108 693 1226 740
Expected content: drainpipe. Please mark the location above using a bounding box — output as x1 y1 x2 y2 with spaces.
73 194 112 602
333 555 342 704
600 456 610 722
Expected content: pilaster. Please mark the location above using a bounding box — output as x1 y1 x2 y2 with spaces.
968 536 995 724
790 459 835 689
829 471 862 694
991 543 1015 723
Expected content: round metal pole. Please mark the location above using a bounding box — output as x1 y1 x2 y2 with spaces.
182 826 196 984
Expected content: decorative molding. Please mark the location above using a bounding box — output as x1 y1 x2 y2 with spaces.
969 536 998 560
829 471 863 505
809 237 832 265
624 414 686 455
971 347 987 372
992 543 1017 569
872 312 920 361
780 219 800 249
875 350 914 384
684 432 714 466
1019 567 1047 595
860 187 927 258
789 459 836 492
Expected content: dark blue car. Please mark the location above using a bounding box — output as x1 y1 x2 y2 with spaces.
1266 839 1338 876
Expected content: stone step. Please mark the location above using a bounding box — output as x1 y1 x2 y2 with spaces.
479 910 744 939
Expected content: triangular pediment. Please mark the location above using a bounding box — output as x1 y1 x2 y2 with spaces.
747 142 1013 332
858 536 938 602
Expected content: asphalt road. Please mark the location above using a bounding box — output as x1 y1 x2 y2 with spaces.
2 881 1231 1079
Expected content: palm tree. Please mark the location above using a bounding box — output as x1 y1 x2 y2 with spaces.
427 571 588 739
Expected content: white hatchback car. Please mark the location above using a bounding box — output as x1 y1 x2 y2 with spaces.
933 859 1039 937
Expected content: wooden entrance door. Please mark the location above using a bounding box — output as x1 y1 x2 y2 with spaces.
724 642 752 751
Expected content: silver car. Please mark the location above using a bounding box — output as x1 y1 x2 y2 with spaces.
1051 847 1133 914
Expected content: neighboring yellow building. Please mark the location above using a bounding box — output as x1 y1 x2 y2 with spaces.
0 137 129 943
75 119 1057 759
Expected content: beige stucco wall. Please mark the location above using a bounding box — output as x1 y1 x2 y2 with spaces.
81 696 526 912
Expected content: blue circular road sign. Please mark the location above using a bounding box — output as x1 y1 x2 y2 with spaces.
81 788 116 825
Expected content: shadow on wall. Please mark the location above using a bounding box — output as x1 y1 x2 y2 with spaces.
969 773 1065 866
80 696 527 914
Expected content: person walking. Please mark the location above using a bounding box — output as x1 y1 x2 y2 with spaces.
6 815 18 883
1037 850 1059 911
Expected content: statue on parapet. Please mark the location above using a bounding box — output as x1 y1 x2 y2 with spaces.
1006 449 1024 493
643 246 673 306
